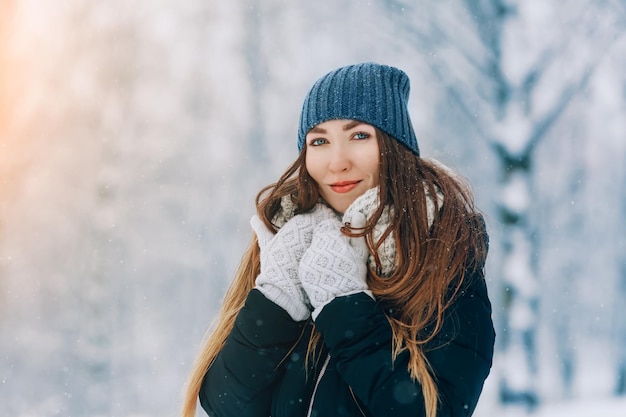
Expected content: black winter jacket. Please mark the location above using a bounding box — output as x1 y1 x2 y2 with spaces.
199 271 495 417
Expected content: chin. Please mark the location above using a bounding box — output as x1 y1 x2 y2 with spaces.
323 182 377 213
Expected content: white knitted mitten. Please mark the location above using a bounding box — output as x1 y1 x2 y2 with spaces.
299 214 372 319
252 203 337 321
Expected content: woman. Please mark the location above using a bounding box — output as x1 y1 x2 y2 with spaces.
182 62 495 417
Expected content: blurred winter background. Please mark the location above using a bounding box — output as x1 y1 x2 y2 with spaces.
1 0 625 416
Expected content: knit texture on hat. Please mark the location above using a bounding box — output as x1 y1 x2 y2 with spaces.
298 62 419 155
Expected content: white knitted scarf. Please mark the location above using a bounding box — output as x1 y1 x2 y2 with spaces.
272 158 448 277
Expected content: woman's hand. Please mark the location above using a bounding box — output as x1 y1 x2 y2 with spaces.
251 203 337 321
298 213 371 319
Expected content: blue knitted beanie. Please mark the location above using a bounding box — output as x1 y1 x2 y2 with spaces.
297 62 419 155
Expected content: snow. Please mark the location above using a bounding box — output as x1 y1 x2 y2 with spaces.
1 1 625 416
532 397 626 417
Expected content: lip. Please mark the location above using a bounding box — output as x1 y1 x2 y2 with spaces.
329 180 361 194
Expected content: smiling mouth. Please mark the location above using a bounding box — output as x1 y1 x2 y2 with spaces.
329 181 360 193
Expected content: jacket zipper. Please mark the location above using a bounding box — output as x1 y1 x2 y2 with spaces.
306 354 331 417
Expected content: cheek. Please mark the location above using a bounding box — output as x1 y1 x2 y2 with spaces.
364 149 380 181
370 166 380 187
371 169 380 186
304 154 322 182
362 137 381 177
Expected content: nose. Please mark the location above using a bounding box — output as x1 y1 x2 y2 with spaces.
327 145 351 173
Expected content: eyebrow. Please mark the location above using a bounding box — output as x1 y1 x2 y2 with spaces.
308 120 366 134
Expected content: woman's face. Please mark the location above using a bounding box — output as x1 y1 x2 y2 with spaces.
305 119 380 213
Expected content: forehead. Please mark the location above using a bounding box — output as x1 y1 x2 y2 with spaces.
307 119 373 134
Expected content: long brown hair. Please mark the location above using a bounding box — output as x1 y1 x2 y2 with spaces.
181 130 488 417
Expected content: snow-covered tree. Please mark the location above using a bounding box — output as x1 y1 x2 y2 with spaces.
380 0 626 409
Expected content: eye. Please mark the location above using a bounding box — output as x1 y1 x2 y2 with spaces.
308 138 327 147
353 131 370 140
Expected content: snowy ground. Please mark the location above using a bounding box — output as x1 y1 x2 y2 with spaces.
533 397 626 417
480 396 626 417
